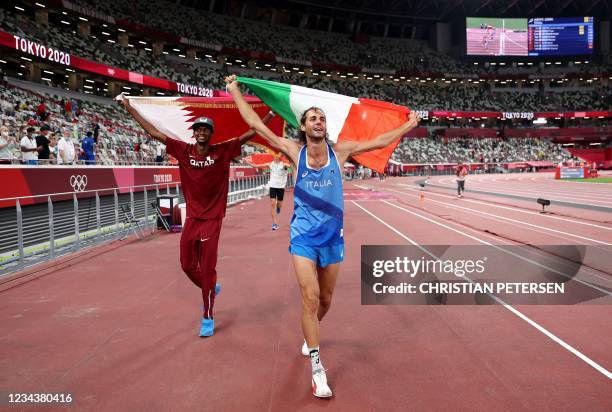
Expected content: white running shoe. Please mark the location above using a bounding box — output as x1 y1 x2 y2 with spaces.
312 370 332 398
301 340 309 356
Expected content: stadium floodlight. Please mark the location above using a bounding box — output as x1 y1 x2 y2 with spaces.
537 198 551 213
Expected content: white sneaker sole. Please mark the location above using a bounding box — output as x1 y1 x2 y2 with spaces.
312 375 333 398
301 341 309 356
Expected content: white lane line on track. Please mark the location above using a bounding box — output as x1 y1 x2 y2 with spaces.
388 188 611 245
350 200 612 380
396 184 612 232
387 187 612 284
430 178 612 199
378 199 612 295
461 183 612 199
434 174 612 193
429 177 612 200
431 182 612 205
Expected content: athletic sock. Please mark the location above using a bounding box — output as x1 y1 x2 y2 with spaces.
309 346 324 374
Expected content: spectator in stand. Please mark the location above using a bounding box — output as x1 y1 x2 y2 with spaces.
71 98 78 119
35 124 52 164
64 99 72 120
20 126 38 165
155 142 164 163
81 130 96 165
0 125 18 164
93 122 100 143
57 128 76 165
48 132 58 164
36 101 47 121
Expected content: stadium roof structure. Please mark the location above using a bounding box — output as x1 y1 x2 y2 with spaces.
231 0 611 20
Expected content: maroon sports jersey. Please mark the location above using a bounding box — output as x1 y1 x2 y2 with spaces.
166 137 241 219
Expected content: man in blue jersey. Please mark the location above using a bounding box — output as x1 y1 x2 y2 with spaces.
226 75 419 398
81 131 96 165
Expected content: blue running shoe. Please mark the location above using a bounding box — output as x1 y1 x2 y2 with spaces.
199 318 214 337
272 223 279 230
215 283 221 296
276 207 281 214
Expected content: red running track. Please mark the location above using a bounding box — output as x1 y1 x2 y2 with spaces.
466 28 527 56
0 177 611 411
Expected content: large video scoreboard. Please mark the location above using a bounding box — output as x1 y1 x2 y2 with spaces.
528 17 594 56
466 16 595 57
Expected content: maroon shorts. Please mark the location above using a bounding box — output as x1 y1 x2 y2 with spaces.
180 217 222 319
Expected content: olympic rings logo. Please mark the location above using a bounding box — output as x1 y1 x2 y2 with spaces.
69 175 88 192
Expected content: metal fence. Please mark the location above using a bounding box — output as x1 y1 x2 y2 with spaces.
0 174 278 276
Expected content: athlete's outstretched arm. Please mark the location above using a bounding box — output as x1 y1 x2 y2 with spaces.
120 97 166 144
237 111 276 144
335 111 419 160
225 75 301 164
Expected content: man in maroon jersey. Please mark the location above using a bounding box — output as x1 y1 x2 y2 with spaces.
121 97 273 337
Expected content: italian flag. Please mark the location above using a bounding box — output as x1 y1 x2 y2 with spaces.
116 94 285 151
237 77 411 173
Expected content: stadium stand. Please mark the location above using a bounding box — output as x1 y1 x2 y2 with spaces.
0 1 608 167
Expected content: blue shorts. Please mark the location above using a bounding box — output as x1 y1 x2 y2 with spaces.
289 243 344 267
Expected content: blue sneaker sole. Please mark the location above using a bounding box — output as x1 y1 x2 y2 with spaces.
199 319 214 337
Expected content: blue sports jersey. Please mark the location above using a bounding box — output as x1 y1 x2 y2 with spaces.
290 143 344 247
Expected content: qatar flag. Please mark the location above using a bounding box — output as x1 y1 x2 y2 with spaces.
116 94 285 153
